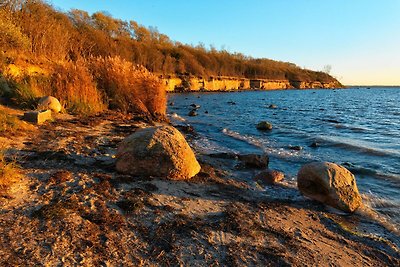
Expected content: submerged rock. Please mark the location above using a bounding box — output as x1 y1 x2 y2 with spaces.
190 103 200 109
268 104 278 109
297 162 362 212
188 109 197 116
288 145 303 151
208 152 238 160
238 154 269 169
116 126 201 180
309 142 319 148
256 121 273 131
175 124 196 135
38 96 61 113
253 169 285 185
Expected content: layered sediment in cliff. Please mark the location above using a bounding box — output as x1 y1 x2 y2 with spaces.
161 75 343 92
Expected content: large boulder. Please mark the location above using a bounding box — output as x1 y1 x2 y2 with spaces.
116 126 201 180
38 96 61 113
297 162 362 212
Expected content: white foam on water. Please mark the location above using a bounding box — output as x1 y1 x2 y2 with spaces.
169 112 186 122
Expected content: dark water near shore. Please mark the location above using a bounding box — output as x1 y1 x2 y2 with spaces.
168 87 400 230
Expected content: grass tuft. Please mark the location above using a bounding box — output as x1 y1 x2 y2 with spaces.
0 146 21 193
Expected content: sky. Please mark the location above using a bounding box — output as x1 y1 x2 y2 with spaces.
49 0 400 85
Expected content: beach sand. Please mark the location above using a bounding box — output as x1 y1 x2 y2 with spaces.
0 111 399 266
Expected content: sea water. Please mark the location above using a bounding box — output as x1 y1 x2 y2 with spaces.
168 87 400 230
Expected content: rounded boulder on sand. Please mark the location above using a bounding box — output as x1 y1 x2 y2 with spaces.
297 162 362 212
116 125 201 180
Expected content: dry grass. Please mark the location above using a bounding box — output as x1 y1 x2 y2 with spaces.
90 56 167 118
2 55 167 118
0 108 34 133
51 60 106 115
0 146 21 193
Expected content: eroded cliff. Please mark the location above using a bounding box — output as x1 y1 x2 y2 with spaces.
162 75 343 92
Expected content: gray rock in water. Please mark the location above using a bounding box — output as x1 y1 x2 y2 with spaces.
256 121 273 131
188 110 197 116
288 145 303 151
268 104 278 109
297 162 362 212
190 103 200 109
238 154 269 169
309 142 319 148
253 169 285 185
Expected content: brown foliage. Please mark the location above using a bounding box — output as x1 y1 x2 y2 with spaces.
89 56 166 117
0 0 341 117
51 60 106 115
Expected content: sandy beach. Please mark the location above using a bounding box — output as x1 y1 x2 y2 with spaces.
0 111 399 266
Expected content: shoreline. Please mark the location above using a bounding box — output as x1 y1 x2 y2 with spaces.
166 86 346 94
0 110 399 265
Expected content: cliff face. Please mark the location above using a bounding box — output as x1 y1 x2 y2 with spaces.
162 75 343 92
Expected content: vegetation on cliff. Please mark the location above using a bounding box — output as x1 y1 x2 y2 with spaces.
0 0 340 116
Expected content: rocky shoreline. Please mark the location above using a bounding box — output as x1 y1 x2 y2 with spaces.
0 111 399 266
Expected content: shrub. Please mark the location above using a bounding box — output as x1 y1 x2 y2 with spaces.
51 61 106 115
0 9 30 51
89 56 166 118
7 80 38 109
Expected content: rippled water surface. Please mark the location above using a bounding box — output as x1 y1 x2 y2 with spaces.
168 87 400 228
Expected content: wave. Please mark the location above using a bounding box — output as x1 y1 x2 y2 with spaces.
346 165 400 180
316 136 400 158
333 124 371 133
221 128 314 162
360 193 400 234
222 128 264 148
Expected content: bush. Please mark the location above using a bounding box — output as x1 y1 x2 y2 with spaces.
89 56 166 118
51 61 106 115
0 9 30 51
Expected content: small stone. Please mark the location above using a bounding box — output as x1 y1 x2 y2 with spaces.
238 154 269 169
188 110 197 116
256 121 273 131
190 104 200 109
288 145 303 151
253 169 285 185
309 142 319 148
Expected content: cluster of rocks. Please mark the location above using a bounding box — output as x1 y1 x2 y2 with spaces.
23 96 61 124
25 97 360 214
115 123 362 213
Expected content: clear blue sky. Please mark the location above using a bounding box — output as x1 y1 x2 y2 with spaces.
50 0 400 85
